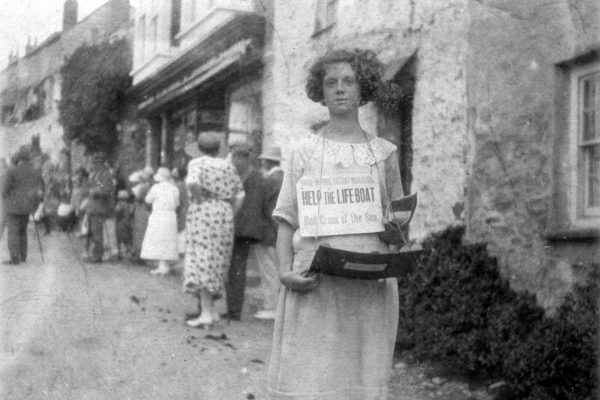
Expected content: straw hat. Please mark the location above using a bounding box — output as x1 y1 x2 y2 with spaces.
153 167 172 183
117 190 130 200
143 166 155 176
259 146 282 162
185 131 222 158
128 170 141 183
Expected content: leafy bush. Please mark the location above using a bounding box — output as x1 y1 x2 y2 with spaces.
398 226 598 399
59 38 132 154
501 270 599 400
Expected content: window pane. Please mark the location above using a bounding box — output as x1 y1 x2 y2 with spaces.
315 0 325 31
326 0 337 26
588 145 600 208
583 110 595 141
151 17 158 53
583 77 595 109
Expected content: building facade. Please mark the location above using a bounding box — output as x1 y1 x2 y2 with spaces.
131 0 599 309
0 0 131 162
129 0 272 169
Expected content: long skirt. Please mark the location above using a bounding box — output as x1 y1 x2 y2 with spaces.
141 209 178 261
183 200 234 296
267 235 399 400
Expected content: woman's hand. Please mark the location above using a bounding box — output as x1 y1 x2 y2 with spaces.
187 183 204 203
280 269 319 293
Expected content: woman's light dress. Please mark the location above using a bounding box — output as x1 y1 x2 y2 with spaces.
267 135 403 400
140 181 180 261
183 156 243 296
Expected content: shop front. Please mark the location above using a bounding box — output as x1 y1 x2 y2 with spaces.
130 12 266 171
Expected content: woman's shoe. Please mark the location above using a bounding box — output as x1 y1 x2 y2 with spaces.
253 310 276 320
150 265 170 275
185 314 213 328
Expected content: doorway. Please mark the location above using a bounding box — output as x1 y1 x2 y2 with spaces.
377 54 416 197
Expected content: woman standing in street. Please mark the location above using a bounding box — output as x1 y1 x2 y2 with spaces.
130 167 153 263
267 48 404 400
183 131 243 327
140 167 180 275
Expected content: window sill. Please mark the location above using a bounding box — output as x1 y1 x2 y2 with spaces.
312 23 335 38
543 227 600 243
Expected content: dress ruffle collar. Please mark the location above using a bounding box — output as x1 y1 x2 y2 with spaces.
302 135 397 168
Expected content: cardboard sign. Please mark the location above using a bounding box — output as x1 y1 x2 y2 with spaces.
297 174 384 237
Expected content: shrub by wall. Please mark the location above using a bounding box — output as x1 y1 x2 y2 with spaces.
397 226 598 399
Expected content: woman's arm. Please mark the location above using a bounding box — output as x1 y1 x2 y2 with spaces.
276 221 294 275
277 221 318 292
186 182 203 203
231 190 245 215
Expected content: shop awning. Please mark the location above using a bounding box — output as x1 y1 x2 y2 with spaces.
130 13 265 114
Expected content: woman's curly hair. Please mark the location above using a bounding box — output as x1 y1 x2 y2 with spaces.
306 48 384 106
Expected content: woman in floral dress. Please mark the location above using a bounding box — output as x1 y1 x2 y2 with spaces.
267 49 404 400
183 131 243 327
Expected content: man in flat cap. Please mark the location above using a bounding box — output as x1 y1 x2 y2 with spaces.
2 147 44 265
225 141 270 320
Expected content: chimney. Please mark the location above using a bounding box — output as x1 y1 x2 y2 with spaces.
63 0 78 31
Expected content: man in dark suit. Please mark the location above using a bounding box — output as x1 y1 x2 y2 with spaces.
2 148 44 265
83 152 115 263
225 142 269 321
253 146 284 320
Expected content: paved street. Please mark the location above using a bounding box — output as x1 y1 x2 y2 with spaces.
0 231 272 400
0 229 491 400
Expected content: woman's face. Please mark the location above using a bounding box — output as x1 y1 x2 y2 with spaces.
322 62 361 115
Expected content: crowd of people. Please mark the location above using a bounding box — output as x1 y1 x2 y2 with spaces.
0 136 284 323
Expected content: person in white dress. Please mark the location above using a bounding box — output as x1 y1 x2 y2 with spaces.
267 48 404 400
141 167 180 275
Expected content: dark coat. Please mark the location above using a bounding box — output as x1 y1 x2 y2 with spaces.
85 165 115 217
261 168 284 247
175 180 189 232
3 161 44 215
234 168 270 242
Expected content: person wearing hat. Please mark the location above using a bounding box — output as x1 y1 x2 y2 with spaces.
140 167 180 275
224 140 272 321
83 151 115 263
250 146 284 320
2 147 44 264
183 131 244 327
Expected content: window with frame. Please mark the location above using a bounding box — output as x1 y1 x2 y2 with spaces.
314 0 338 34
571 62 600 220
190 0 196 23
150 16 158 54
138 15 146 61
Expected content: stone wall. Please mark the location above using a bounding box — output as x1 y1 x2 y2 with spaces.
3 110 64 161
466 0 600 309
269 0 471 240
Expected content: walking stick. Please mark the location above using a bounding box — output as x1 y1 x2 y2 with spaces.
31 214 45 263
